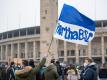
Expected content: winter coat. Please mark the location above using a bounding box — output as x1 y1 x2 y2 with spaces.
80 63 98 80
44 64 59 80
15 57 46 80
99 68 107 78
6 66 15 80
0 67 7 80
55 64 62 76
67 69 78 80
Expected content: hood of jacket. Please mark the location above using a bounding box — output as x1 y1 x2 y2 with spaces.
46 64 56 71
88 62 97 71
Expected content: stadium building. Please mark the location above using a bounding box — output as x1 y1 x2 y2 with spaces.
0 0 107 64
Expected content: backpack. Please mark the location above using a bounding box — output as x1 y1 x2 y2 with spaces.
36 67 46 80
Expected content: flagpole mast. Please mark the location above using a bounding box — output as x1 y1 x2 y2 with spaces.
94 0 96 20
48 36 54 56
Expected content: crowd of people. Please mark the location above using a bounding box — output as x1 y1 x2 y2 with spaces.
0 57 107 80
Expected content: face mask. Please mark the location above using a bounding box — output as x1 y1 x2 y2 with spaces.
84 63 88 67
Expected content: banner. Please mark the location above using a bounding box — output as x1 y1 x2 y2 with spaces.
54 4 96 45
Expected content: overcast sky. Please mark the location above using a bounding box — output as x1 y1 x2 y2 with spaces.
0 0 107 33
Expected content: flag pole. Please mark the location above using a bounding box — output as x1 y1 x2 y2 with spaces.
48 36 54 56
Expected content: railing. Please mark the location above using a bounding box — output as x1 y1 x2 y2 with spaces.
0 34 40 43
96 27 107 32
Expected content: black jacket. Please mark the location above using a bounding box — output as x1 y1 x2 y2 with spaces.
80 63 98 80
6 66 15 80
99 68 107 78
55 64 62 76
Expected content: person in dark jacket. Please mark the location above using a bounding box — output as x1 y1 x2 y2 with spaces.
99 63 107 80
80 58 98 80
6 62 15 80
55 61 62 80
0 64 7 80
15 57 46 80
29 59 35 68
44 60 59 80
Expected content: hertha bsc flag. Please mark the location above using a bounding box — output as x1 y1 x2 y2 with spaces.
54 4 96 45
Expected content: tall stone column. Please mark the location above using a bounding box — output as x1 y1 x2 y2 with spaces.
64 41 67 62
33 41 36 60
40 0 58 64
88 42 92 58
25 42 28 59
11 44 14 59
17 43 20 58
1 45 3 60
5 45 8 61
101 36 105 63
75 44 79 64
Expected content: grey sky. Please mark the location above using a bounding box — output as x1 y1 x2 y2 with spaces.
0 0 107 33
0 0 40 32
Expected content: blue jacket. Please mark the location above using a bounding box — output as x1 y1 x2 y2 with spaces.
80 63 98 80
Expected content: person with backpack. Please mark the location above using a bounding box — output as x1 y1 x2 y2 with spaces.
36 65 46 80
80 58 98 80
44 59 59 80
6 62 15 80
0 63 7 80
55 61 62 80
15 56 46 80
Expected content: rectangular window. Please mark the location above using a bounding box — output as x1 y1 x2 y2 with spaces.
27 28 35 35
13 30 19 37
8 32 12 38
36 27 40 34
59 58 64 62
3 32 7 39
0 34 2 40
58 50 64 57
68 58 75 64
20 29 26 36
67 50 75 56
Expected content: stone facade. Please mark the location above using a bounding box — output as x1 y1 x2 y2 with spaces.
0 0 107 65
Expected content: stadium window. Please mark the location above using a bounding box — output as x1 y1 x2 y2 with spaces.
8 32 13 38
59 58 64 63
13 30 19 37
36 52 40 58
68 58 75 64
20 29 26 36
83 49 86 56
20 52 25 58
58 50 64 57
67 50 75 56
0 33 2 40
36 27 40 34
79 50 80 56
27 28 35 35
3 32 7 39
93 48 97 56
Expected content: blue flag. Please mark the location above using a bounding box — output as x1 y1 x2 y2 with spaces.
54 4 96 45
